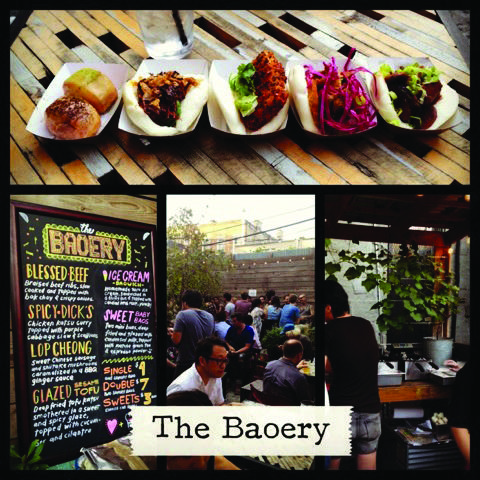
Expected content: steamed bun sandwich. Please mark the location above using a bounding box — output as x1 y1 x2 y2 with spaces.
123 70 208 136
289 49 377 135
211 50 289 134
369 62 459 130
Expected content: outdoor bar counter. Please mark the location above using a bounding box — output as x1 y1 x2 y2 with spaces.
379 380 452 403
10 10 469 185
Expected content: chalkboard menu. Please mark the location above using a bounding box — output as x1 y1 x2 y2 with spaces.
10 202 157 463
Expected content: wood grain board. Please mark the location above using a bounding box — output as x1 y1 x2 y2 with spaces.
379 381 452 403
10 10 470 185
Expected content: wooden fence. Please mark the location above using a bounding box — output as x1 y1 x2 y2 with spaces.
220 249 315 309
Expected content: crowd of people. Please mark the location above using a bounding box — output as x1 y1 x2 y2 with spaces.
164 289 316 470
165 284 472 471
166 289 315 401
206 290 314 339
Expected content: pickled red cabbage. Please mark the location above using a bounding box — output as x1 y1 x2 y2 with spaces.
304 49 376 134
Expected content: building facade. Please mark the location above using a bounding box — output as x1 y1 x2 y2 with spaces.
198 219 314 254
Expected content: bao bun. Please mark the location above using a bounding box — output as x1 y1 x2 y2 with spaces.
45 95 101 140
288 64 319 134
209 67 289 135
63 68 118 114
122 71 207 136
367 72 459 130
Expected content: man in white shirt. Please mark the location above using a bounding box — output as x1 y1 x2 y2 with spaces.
167 336 229 405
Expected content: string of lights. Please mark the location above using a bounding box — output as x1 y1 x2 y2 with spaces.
201 217 315 247
191 204 315 236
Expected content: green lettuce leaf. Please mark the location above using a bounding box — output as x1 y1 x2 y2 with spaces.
229 63 258 117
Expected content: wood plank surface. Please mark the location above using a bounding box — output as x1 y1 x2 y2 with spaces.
10 194 157 225
10 10 470 185
379 381 452 403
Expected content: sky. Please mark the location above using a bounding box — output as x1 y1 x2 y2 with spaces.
166 194 315 240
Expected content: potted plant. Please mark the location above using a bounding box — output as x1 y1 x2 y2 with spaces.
325 241 460 363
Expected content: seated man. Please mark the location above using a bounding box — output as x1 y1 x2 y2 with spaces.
298 294 313 323
166 390 240 470
263 339 312 406
285 328 314 361
167 336 229 405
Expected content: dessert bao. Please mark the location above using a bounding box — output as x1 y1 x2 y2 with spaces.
45 95 101 140
63 67 118 114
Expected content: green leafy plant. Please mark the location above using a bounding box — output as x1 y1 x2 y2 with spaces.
325 242 460 335
303 323 315 346
167 208 235 316
261 327 285 360
10 439 49 470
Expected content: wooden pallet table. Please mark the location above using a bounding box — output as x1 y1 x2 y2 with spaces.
10 10 470 185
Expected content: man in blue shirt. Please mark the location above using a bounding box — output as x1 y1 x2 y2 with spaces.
225 314 254 354
225 313 254 389
263 339 311 405
279 294 300 328
214 310 230 340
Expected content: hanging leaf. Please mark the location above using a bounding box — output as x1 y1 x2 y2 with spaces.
411 312 423 322
378 281 392 295
344 266 360 280
325 262 341 276
402 299 416 312
362 277 377 292
325 241 461 333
